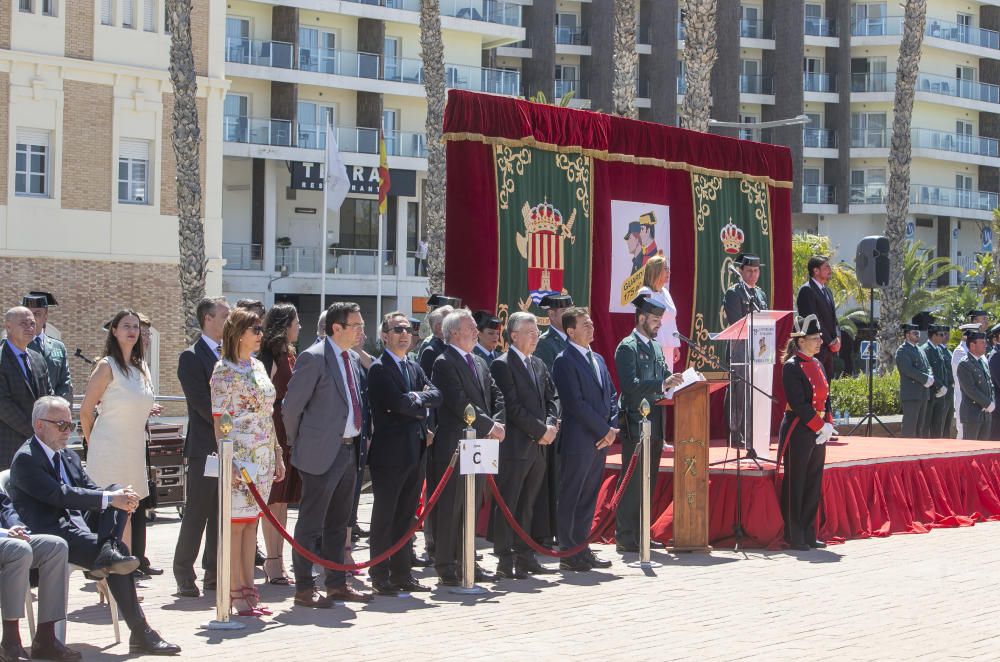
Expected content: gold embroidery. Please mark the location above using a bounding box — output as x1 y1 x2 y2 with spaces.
739 178 770 236
554 153 591 219
692 174 723 232
494 145 532 210
691 313 720 370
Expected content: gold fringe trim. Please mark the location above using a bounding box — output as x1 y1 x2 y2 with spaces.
443 131 794 189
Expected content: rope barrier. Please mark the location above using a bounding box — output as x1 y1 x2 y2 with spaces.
485 446 642 558
241 448 459 572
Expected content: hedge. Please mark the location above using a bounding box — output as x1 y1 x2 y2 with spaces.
830 370 900 417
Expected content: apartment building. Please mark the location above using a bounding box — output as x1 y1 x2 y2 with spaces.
493 0 1000 281
0 1 228 395
220 0 524 334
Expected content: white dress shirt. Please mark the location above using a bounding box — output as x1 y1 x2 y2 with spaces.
36 437 111 509
570 341 602 386
201 334 221 357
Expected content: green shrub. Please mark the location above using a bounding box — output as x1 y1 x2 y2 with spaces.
830 370 900 417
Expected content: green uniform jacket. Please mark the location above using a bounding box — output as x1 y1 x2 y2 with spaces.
957 355 994 423
895 342 933 402
535 327 568 371
29 335 72 401
940 345 955 397
923 341 952 389
614 331 670 443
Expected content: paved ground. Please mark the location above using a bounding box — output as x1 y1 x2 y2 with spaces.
42 494 1000 661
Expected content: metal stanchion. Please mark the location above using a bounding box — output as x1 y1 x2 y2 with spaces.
452 405 486 595
628 399 661 569
203 413 245 630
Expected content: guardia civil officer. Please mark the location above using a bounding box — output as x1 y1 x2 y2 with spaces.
957 329 994 441
722 254 768 448
896 323 942 438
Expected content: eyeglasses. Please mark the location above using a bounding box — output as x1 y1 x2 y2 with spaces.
389 326 413 335
40 418 74 432
344 322 365 329
251 326 264 335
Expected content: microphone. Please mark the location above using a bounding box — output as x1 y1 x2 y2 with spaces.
74 348 96 366
673 330 696 345
727 263 743 279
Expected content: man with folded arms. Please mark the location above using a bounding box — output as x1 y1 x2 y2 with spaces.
9 396 179 655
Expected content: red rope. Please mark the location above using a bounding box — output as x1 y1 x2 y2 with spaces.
485 446 641 558
241 450 458 571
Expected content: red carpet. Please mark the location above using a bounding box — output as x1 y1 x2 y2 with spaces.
593 436 1000 549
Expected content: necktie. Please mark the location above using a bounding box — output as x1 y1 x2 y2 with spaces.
586 350 602 385
465 353 479 381
400 358 412 391
341 351 363 431
19 352 36 396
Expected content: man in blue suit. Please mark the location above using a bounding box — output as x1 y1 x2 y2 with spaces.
551 307 619 572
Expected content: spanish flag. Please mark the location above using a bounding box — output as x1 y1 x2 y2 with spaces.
378 130 391 215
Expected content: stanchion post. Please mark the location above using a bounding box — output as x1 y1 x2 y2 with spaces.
203 412 245 630
452 404 486 595
628 399 661 569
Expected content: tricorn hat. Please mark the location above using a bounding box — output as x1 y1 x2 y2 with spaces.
539 294 574 310
735 253 765 268
623 221 641 240
473 310 501 331
630 294 666 317
967 309 988 320
408 316 421 331
901 323 920 332
790 314 822 338
22 291 57 308
427 294 461 308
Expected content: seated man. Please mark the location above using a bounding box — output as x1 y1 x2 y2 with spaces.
8 396 180 656
1 490 76 661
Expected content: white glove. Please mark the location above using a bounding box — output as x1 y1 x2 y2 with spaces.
936 386 947 398
987 402 996 414
816 422 835 445
924 377 934 388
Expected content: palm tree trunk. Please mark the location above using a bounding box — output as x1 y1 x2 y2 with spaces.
679 0 717 132
420 0 447 295
878 0 926 371
166 0 205 344
612 0 638 118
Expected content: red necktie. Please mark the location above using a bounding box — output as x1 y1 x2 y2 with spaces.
341 350 363 431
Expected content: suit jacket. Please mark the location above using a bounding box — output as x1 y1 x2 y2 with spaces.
0 341 52 469
615 332 669 442
722 282 768 327
177 338 219 458
551 345 619 454
795 280 839 347
8 437 106 536
0 491 24 530
29 335 72 401
366 351 442 468
896 342 933 401
923 341 951 390
429 346 505 466
418 336 447 378
489 351 558 462
282 338 366 475
957 355 994 423
534 327 569 370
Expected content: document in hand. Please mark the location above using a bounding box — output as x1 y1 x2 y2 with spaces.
665 368 706 399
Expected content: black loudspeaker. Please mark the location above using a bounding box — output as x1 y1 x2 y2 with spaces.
856 235 890 288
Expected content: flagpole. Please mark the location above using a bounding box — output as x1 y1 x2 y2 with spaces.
376 210 384 327
321 118 330 313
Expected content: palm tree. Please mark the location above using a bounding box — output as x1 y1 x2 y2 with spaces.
679 0 717 132
612 0 638 118
166 0 205 343
992 208 1000 292
878 0 926 371
420 0 447 294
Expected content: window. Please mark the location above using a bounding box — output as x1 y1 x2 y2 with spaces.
226 17 251 63
100 0 112 25
223 94 249 143
296 101 335 149
338 198 398 256
118 139 150 204
41 0 55 16
143 0 155 31
121 0 134 28
739 5 760 38
14 128 50 197
19 0 32 13
382 109 398 155
740 59 761 93
555 13 580 44
384 36 401 81
851 111 886 147
738 114 758 141
164 3 171 33
299 27 337 74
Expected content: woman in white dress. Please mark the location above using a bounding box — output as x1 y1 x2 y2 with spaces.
80 309 156 553
638 255 681 369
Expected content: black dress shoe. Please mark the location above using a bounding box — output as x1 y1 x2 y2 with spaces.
437 573 461 587
789 543 811 551
518 558 557 575
495 564 528 580
1 643 30 661
473 566 495 582
393 577 431 593
352 524 369 538
559 557 591 572
30 638 82 661
616 543 640 554
255 547 266 566
410 553 434 567
585 550 612 568
371 578 399 596
94 541 140 577
174 580 199 598
139 564 164 576
807 540 827 549
128 627 181 656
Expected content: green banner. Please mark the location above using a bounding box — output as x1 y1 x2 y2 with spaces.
690 174 773 370
494 145 592 327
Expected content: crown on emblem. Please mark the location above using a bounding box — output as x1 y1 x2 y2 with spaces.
526 199 564 234
720 220 745 254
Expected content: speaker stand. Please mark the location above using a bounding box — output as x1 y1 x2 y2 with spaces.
849 287 894 438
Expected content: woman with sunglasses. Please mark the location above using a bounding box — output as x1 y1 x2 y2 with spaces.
210 307 285 617
80 309 156 554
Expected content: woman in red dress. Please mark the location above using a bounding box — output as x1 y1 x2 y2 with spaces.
258 302 302 584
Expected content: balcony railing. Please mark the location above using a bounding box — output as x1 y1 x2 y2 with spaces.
850 72 896 93
677 76 686 94
851 15 1000 50
738 19 772 39
297 46 381 78
803 128 836 148
226 38 293 68
912 127 999 158
636 77 649 98
850 127 888 148
555 78 587 99
804 16 836 37
849 184 886 205
347 0 520 26
803 73 835 92
803 185 836 204
739 74 773 95
224 115 427 157
554 25 588 45
677 23 686 41
849 184 999 211
918 72 1000 104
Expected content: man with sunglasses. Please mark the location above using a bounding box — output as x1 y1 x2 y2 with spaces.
0 307 53 470
366 312 442 595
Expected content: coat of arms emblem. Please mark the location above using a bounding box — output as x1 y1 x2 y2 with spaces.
515 199 577 310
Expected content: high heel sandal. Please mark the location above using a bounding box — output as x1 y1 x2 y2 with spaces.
230 589 259 617
243 587 272 616
262 557 294 586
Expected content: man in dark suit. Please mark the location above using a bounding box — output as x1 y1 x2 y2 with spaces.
417 300 456 376
923 325 954 438
172 296 229 597
430 308 505 586
551 307 619 572
896 323 941 438
472 311 502 365
722 254 768 448
283 302 373 607
0 307 52 470
489 312 559 579
23 292 72 401
795 255 841 379
957 331 994 441
366 312 442 595
9 396 180 655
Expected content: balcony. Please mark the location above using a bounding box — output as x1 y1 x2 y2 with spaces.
849 184 886 205
912 128 999 158
555 78 587 100
803 185 836 205
677 23 685 41
226 38 293 68
918 72 1000 105
345 0 521 26
224 243 407 275
739 75 773 95
850 72 895 93
850 127 887 148
297 46 380 78
677 76 686 95
804 17 836 37
223 115 427 158
910 185 998 212
803 128 836 148
851 15 1000 50
738 19 772 40
554 25 588 45
803 73 835 93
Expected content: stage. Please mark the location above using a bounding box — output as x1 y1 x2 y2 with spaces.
591 436 1000 549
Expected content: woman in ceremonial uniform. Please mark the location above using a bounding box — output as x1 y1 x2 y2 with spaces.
777 314 835 551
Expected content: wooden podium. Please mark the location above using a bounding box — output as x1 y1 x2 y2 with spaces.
670 380 722 552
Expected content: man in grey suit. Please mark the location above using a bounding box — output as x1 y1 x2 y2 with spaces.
895 323 942 438
957 330 995 441
283 302 373 608
0 307 52 470
23 292 72 401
